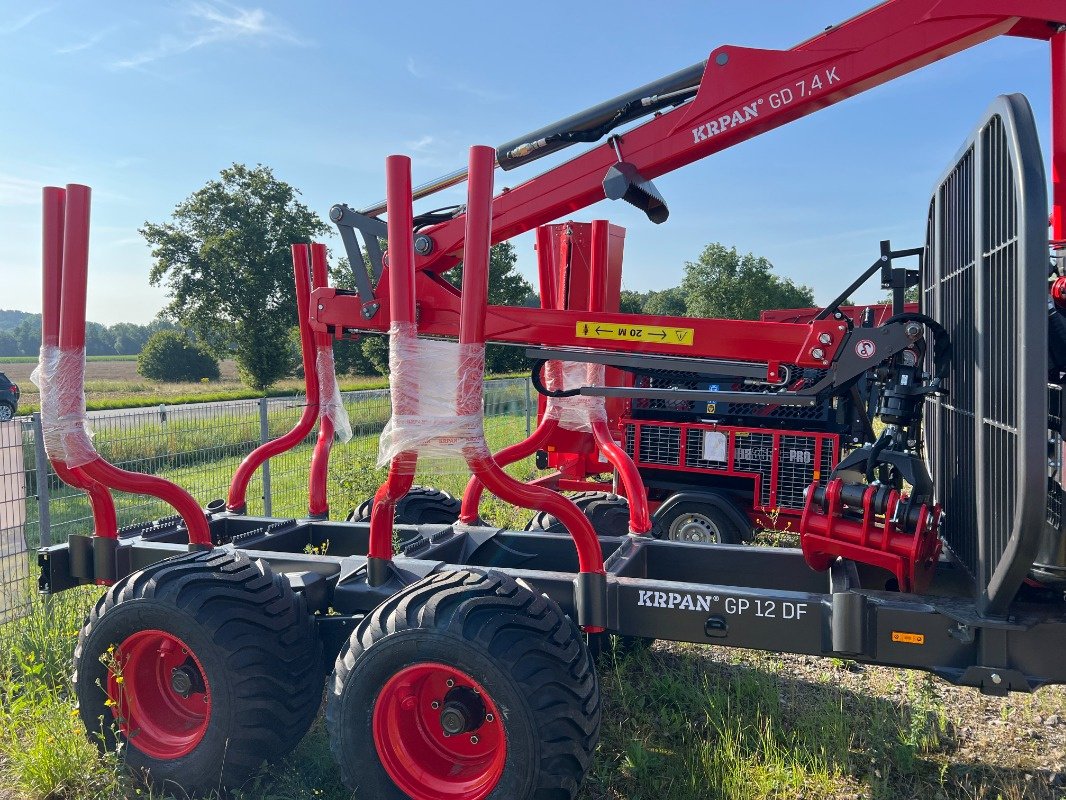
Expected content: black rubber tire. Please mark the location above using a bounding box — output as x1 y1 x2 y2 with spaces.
0 401 14 422
73 549 323 795
326 569 601 800
347 484 462 525
524 491 632 537
656 500 747 545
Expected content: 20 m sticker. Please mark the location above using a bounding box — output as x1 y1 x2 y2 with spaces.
576 321 694 346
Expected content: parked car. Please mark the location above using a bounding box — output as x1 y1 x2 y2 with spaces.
0 372 20 421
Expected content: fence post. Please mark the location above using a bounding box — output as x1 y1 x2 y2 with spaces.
525 379 532 437
32 413 51 548
258 398 272 517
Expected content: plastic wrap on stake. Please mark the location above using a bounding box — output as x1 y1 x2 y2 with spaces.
544 360 607 433
316 347 353 443
30 345 97 468
377 324 489 471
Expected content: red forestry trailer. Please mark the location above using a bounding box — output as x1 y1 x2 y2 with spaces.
32 3 1066 797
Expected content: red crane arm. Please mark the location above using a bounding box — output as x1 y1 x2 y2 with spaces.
410 0 1061 274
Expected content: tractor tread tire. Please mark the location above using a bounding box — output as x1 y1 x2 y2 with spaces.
73 549 322 794
326 569 601 799
348 484 462 525
525 491 631 537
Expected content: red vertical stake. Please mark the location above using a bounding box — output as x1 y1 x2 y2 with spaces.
308 243 334 518
40 186 119 542
457 146 606 629
1053 30 1066 244
367 156 419 581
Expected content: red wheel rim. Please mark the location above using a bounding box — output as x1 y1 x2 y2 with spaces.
107 629 211 759
372 662 506 800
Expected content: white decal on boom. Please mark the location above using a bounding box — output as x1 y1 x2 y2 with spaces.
690 66 841 145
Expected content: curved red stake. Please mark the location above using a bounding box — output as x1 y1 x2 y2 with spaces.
457 417 559 523
368 156 419 574
456 146 604 583
50 184 211 548
227 245 319 513
308 243 334 518
591 418 651 533
40 186 119 543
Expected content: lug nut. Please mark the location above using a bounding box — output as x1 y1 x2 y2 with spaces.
431 700 441 709
485 713 494 722
446 679 455 688
470 735 479 744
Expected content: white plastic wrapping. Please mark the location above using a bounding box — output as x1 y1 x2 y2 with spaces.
377 324 490 471
315 347 353 444
30 345 98 468
544 360 607 433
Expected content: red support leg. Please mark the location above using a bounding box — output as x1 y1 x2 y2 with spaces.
457 145 606 629
308 242 335 519
368 156 420 584
227 245 320 513
39 186 118 553
47 184 212 549
1053 30 1066 245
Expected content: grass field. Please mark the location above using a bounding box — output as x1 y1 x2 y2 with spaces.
0 358 397 414
2 409 1066 798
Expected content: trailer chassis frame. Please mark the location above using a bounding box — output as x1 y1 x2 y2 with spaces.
38 513 1066 696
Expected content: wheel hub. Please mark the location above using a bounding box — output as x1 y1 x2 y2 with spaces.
439 686 487 736
669 513 720 544
373 662 505 800
107 629 211 760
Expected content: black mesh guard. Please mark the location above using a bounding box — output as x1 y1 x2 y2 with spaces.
922 94 1048 616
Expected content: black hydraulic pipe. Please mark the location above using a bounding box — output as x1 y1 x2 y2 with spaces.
495 61 706 170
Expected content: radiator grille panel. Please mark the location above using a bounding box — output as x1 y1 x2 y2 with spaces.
922 95 1047 612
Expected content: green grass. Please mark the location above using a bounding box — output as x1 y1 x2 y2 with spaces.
0 355 140 363
0 402 1054 799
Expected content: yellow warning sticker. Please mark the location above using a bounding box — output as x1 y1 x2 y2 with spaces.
891 631 925 645
576 321 694 346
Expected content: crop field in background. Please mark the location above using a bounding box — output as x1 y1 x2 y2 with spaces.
0 358 398 413
2 407 1066 798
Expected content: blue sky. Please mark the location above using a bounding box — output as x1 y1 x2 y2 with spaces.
0 1 1053 325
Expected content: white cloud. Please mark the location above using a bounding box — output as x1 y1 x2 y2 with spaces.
0 174 45 207
55 26 117 55
0 6 53 35
113 1 306 69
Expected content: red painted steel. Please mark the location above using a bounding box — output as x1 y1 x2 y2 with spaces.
1053 30 1066 244
308 243 333 517
368 156 419 563
109 629 211 760
313 280 841 369
623 418 839 515
43 185 210 547
372 662 506 800
457 146 605 576
227 245 320 512
40 186 118 541
799 479 942 593
311 2 1061 372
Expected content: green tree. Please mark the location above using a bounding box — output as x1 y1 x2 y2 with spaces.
618 289 649 314
681 243 814 320
642 287 687 317
137 330 220 382
443 242 534 374
142 163 328 390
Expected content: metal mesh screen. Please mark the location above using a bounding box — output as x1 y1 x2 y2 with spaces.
922 94 1048 613
0 378 532 623
0 420 30 624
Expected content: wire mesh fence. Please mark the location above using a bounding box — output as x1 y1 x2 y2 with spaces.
0 378 533 626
